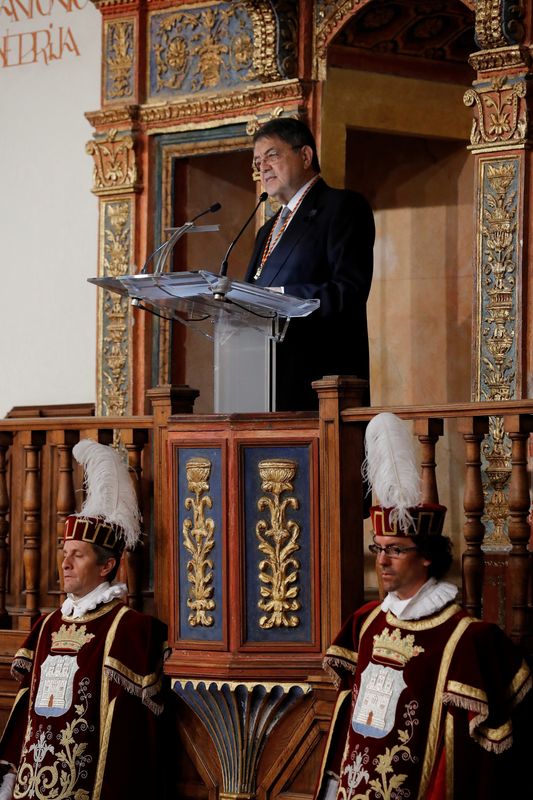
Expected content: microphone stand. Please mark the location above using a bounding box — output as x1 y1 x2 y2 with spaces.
212 192 268 300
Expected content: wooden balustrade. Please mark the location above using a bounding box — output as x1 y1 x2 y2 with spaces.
0 383 532 799
0 386 531 650
334 393 533 649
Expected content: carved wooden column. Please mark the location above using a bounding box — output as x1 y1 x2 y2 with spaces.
123 429 149 610
85 5 147 417
314 375 368 646
50 431 79 603
465 2 532 557
20 431 46 630
458 417 489 620
147 385 199 623
0 433 13 627
413 418 443 505
504 414 533 646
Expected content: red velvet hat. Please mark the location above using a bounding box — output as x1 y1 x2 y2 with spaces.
64 439 141 556
370 503 447 537
64 515 127 555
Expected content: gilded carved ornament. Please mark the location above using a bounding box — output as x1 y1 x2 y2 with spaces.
256 459 301 629
476 160 519 547
474 0 524 50
150 3 282 98
98 201 132 416
138 79 305 129
104 19 135 102
314 0 365 79
463 77 527 148
86 129 140 196
182 457 216 627
468 44 530 73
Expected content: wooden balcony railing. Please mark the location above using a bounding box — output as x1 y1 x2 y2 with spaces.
0 379 531 654
1 379 531 800
0 385 198 631
316 378 533 652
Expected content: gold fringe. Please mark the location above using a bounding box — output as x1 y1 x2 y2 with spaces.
104 666 164 716
10 657 32 682
442 691 513 753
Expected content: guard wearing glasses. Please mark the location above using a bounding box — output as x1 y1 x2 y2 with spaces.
315 412 531 800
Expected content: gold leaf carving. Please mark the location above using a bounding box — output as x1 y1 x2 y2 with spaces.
86 129 139 196
256 459 301 629
183 457 216 627
105 20 134 100
464 78 527 148
474 0 524 50
476 159 519 548
99 200 132 417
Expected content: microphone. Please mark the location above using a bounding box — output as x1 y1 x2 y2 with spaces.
140 201 221 274
191 201 221 223
219 191 268 277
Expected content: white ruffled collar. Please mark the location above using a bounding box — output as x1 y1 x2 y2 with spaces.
61 581 127 619
381 577 458 620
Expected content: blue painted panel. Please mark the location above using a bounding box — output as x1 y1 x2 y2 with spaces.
104 21 135 103
149 4 256 99
176 446 224 642
243 445 313 643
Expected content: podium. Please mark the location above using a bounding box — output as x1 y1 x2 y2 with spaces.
88 269 320 412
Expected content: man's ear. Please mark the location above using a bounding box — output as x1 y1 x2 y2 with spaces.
100 557 117 578
300 144 314 169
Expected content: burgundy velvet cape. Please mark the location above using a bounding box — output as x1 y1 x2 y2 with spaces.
0 599 168 800
315 600 532 800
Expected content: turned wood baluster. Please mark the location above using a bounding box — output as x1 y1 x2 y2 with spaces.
0 433 13 627
124 433 147 611
414 418 443 504
458 417 489 619
54 435 78 601
21 432 46 630
504 414 533 645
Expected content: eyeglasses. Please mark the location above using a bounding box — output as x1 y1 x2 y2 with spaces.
368 543 418 558
252 145 302 172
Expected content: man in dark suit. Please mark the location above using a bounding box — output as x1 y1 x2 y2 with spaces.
245 117 374 411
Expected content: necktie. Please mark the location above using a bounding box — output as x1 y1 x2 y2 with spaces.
267 206 291 255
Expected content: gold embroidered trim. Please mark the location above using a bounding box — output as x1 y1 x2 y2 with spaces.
508 659 532 705
445 679 487 703
445 711 454 800
358 603 382 643
104 656 160 690
13 647 33 662
1 688 28 740
325 644 357 663
386 603 463 631
98 605 129 751
418 615 475 799
315 689 351 792
93 696 116 800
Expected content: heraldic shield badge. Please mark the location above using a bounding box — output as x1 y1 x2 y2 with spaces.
35 655 79 717
351 663 407 738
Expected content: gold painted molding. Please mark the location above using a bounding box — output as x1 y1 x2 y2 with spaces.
464 77 527 150
256 459 301 630
183 457 216 627
86 129 141 196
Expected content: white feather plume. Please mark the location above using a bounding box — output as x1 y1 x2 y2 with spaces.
362 412 421 532
72 439 141 549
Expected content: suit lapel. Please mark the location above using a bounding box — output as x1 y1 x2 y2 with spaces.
256 179 325 287
244 213 277 282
